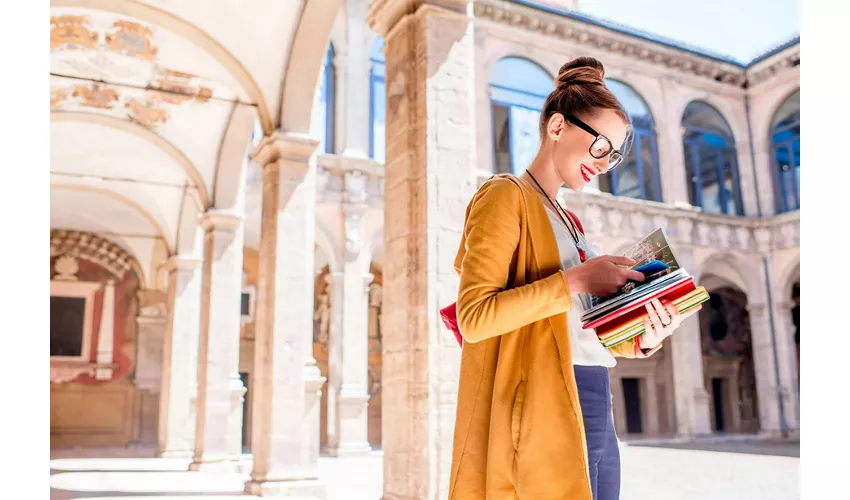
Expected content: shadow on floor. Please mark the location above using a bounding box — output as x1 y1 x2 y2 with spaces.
626 439 800 458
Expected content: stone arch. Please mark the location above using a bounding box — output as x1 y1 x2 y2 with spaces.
279 0 344 134
51 184 174 254
212 105 255 211
51 112 210 207
367 226 384 269
776 252 801 300
50 229 147 289
674 94 746 147
696 252 764 305
53 0 274 134
315 219 341 273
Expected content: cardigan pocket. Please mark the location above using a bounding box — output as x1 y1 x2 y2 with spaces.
511 380 527 451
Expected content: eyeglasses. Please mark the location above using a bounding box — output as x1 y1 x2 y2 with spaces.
564 114 625 170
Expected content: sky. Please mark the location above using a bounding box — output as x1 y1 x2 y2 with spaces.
576 0 799 64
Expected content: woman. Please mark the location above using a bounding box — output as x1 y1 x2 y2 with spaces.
448 57 699 500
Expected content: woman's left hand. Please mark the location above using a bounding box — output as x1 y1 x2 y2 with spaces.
640 299 701 349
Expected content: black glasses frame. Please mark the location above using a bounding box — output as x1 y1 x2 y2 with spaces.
564 114 625 170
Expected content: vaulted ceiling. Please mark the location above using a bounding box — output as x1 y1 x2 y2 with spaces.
50 0 341 284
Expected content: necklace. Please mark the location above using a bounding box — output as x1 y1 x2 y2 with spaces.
526 171 587 263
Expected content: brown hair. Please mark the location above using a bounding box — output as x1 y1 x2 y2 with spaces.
539 57 631 149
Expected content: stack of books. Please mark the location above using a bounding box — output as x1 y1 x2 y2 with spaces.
582 228 710 348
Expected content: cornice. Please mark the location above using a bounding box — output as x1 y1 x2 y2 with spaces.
475 0 799 88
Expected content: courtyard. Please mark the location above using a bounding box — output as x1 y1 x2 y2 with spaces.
50 438 799 500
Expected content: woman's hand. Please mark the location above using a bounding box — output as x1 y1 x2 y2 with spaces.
640 299 702 349
562 255 645 297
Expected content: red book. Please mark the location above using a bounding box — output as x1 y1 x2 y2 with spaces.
583 277 696 331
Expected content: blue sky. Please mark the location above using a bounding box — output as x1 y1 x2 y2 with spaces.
577 0 799 64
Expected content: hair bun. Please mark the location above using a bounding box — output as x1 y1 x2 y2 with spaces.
556 56 606 89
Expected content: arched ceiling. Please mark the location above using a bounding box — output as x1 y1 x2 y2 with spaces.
51 0 341 275
50 187 162 282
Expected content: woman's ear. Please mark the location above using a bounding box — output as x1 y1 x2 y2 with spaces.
547 113 565 141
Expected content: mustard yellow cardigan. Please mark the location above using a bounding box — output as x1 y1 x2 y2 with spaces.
448 174 648 500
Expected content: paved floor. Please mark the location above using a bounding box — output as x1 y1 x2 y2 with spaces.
50 439 798 499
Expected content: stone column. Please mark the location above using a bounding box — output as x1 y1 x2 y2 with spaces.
340 0 373 158
158 256 202 457
669 219 712 437
329 170 373 456
368 2 475 498
190 210 247 470
325 271 345 455
658 79 691 206
775 301 800 430
134 292 168 447
244 133 326 497
751 234 798 436
95 280 116 380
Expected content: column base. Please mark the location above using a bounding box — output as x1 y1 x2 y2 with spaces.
189 455 252 474
325 442 374 458
244 478 326 498
158 449 194 459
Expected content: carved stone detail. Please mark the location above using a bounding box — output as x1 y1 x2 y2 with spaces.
51 229 134 281
474 0 749 86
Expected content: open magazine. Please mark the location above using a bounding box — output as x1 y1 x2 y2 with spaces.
582 228 710 348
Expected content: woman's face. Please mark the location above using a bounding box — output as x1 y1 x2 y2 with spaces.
545 108 629 192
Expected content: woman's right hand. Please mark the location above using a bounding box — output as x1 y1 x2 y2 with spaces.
562 255 645 296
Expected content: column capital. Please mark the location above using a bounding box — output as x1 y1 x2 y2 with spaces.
251 132 320 170
165 255 201 272
367 0 470 37
200 209 242 232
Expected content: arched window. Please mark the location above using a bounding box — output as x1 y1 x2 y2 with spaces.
771 89 800 212
682 101 743 215
489 57 554 174
602 79 662 202
316 43 336 155
369 37 386 163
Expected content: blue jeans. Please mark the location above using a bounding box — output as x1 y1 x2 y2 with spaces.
574 365 621 500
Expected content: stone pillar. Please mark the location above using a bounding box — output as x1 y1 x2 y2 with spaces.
158 256 202 457
244 133 326 498
134 292 168 447
658 79 691 206
644 374 660 437
329 170 374 456
368 2 475 498
325 271 345 455
190 210 247 470
340 0 373 158
669 219 712 437
95 280 116 380
775 301 800 430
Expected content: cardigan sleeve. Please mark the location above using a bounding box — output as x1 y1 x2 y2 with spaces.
456 178 573 344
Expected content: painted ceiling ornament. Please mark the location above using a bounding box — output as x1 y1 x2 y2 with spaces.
105 20 158 61
126 97 168 128
50 15 98 51
51 88 68 111
153 69 213 105
71 84 119 110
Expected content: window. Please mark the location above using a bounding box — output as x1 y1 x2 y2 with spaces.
50 280 100 361
601 80 662 202
489 57 554 174
369 37 386 163
317 43 336 155
241 270 256 325
771 89 800 212
682 101 743 215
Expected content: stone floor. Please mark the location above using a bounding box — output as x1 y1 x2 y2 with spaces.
50 438 799 500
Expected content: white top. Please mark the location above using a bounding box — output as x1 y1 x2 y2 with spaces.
545 209 617 368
